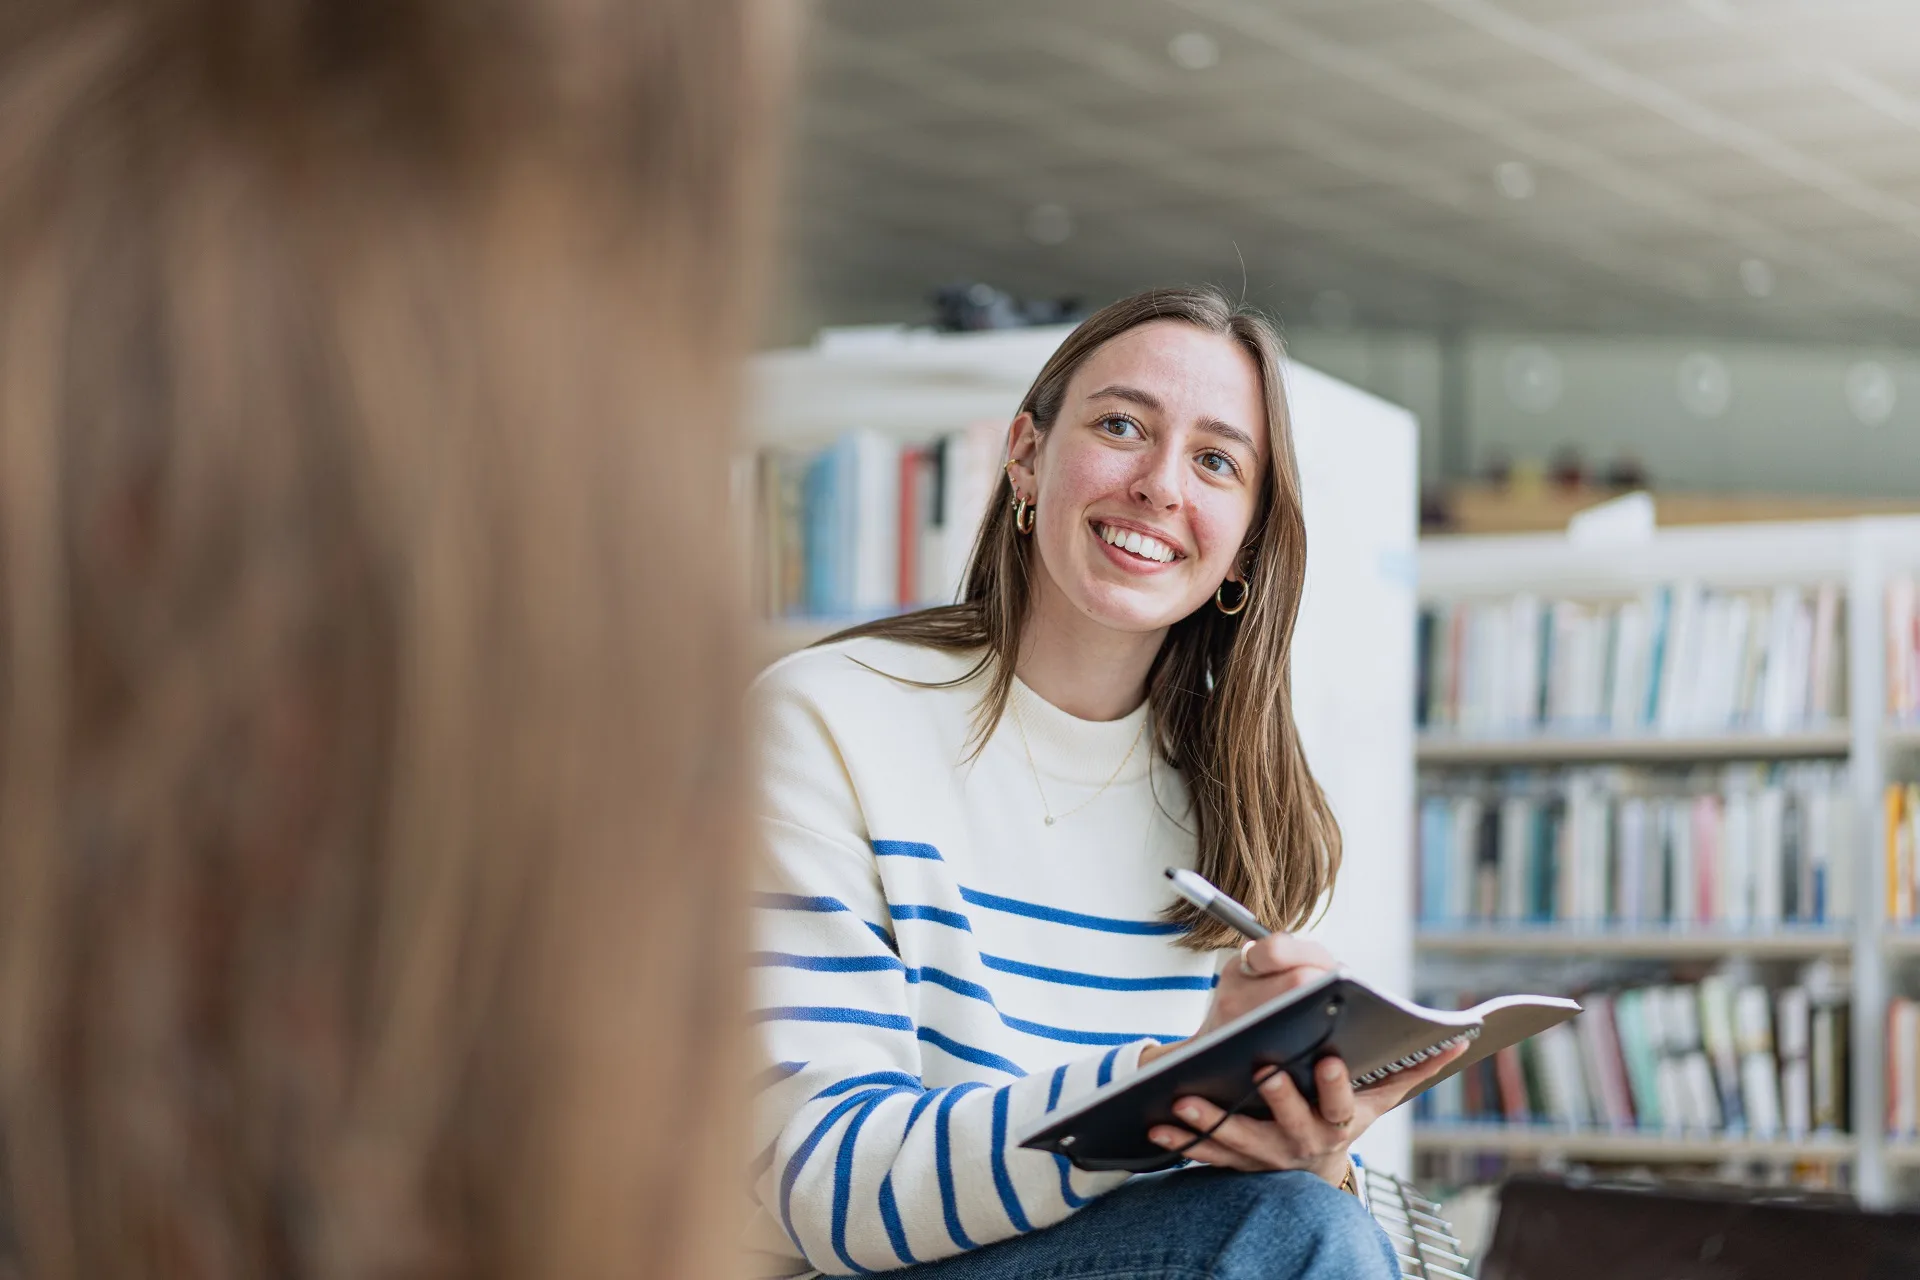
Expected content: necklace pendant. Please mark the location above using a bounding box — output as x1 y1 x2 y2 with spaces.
1044 815 1055 826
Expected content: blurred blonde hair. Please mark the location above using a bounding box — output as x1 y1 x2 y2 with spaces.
0 2 786 1276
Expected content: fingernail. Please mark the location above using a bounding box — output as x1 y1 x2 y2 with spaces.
1174 1102 1200 1122
1150 1129 1177 1147
1319 1060 1343 1082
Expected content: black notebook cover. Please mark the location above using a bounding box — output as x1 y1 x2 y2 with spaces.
1017 968 1579 1173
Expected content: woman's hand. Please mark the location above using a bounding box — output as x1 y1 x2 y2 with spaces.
1133 934 1467 1186
1146 1043 1467 1185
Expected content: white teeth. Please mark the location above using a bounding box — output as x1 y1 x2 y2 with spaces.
1099 524 1175 563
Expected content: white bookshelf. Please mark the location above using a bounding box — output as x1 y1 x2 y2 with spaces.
1417 515 1920 1207
1413 1125 1857 1164
748 326 1423 1174
1416 928 1853 961
1415 728 1850 766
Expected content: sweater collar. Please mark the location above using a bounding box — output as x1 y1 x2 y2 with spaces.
1004 676 1155 787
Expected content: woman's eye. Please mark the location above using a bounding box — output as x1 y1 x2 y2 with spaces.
1098 415 1141 438
1199 450 1237 476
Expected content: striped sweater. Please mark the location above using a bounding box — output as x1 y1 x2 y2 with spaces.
747 637 1219 1277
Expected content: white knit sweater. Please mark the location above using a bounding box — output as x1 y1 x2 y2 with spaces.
746 636 1220 1277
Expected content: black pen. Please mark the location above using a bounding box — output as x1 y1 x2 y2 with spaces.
1163 867 1271 941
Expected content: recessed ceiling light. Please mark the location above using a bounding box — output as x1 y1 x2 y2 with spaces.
1739 258 1775 298
1167 31 1220 71
1677 352 1732 419
1503 345 1564 413
1846 360 1896 425
1494 161 1536 200
1024 203 1073 245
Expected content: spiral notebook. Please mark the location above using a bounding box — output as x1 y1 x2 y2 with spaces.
1018 969 1579 1173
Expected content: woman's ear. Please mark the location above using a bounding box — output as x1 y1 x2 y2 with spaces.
1004 411 1040 497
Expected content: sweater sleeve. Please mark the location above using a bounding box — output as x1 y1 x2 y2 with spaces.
748 669 1149 1275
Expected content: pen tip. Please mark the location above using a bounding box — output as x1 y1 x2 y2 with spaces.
1162 867 1176 880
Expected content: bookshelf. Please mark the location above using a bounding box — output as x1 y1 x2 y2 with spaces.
1414 728 1850 766
1416 928 1853 961
1412 1124 1856 1164
1412 515 1920 1208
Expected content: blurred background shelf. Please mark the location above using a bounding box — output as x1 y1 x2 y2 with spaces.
1415 729 1851 766
1412 1125 1856 1163
1416 928 1856 960
1882 1140 1920 1169
1883 930 1920 957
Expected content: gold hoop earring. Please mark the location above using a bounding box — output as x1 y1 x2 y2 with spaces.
1012 495 1036 535
1215 578 1249 616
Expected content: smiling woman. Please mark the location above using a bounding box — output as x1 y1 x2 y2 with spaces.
744 287 1447 1279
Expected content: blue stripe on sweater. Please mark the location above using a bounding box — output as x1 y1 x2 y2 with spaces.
879 1089 942 1266
814 1071 924 1099
754 891 850 912
753 1060 807 1092
872 839 942 860
778 1088 893 1251
917 1026 1027 1077
1041 1063 1096 1206
888 903 972 931
957 885 1187 935
988 1087 1034 1234
831 1089 910 1274
753 1006 914 1032
754 950 906 974
935 1084 989 1250
755 893 894 949
979 951 1215 992
908 965 1180 1046
1097 1045 1122 1087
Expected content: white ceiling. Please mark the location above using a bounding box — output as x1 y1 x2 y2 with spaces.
782 0 1920 344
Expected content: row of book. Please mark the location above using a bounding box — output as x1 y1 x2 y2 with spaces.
745 424 1003 619
1886 783 1920 924
1892 577 1920 723
1416 765 1852 927
1417 585 1846 737
1417 972 1850 1138
1885 997 1920 1135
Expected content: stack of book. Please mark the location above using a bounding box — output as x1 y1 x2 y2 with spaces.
1892 577 1920 724
1419 972 1851 1139
747 423 1006 620
1417 585 1847 737
1417 766 1852 928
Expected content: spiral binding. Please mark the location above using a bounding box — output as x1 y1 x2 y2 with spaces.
1351 1026 1481 1088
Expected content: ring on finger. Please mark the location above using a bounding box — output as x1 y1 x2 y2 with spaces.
1328 1116 1353 1129
1238 948 1259 979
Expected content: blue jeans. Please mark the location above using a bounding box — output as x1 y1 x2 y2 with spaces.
882 1167 1401 1279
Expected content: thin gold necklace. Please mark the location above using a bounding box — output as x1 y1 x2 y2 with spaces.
1008 696 1149 826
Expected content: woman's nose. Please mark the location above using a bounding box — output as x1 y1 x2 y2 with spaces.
1131 443 1184 510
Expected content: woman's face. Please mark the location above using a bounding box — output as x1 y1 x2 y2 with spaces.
1009 320 1270 636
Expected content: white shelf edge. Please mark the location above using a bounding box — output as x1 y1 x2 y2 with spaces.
1416 929 1854 959
1415 728 1851 765
1412 1125 1857 1162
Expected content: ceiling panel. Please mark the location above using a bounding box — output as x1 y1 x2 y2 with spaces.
783 0 1920 345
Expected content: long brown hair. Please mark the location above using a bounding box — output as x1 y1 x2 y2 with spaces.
0 2 784 1276
837 287 1339 949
